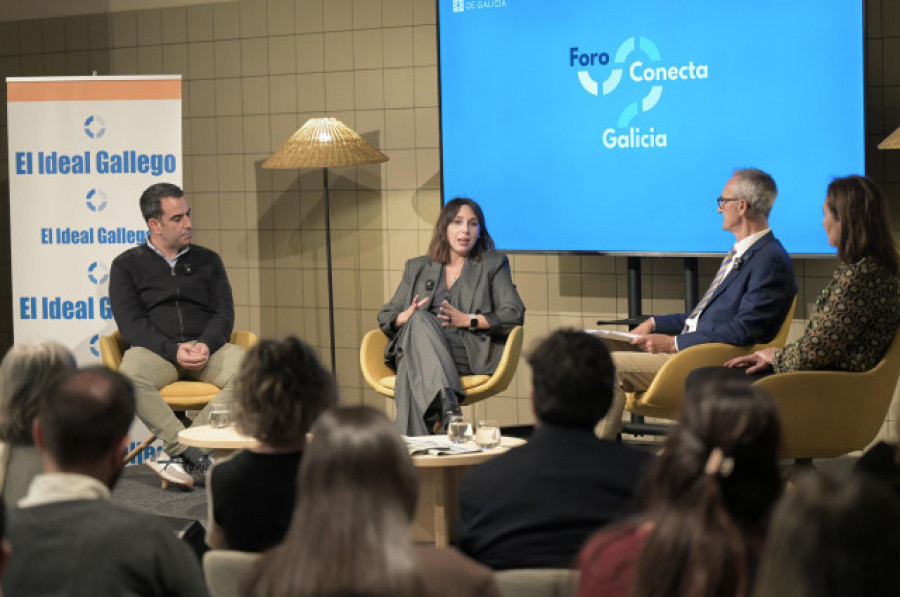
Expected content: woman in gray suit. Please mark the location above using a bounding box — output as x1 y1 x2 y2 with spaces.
377 198 525 435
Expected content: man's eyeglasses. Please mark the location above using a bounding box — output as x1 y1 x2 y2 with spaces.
716 196 742 209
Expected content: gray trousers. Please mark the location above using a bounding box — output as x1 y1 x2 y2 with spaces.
393 310 465 436
118 343 245 456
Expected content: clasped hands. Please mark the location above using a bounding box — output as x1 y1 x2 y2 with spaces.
177 341 210 370
395 295 469 328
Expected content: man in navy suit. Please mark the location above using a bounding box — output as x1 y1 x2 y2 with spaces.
595 168 797 438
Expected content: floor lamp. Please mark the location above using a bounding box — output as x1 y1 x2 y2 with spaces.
263 117 389 373
879 126 900 150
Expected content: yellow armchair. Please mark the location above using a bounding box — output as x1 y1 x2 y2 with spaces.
625 296 797 421
360 326 524 407
754 327 900 460
100 329 258 463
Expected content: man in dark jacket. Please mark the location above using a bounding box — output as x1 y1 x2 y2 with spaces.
455 329 653 570
109 182 243 488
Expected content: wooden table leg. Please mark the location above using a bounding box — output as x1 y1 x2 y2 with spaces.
412 465 468 547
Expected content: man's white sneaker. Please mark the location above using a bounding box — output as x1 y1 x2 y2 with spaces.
146 456 194 489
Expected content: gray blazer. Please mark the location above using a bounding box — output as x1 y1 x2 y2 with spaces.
377 251 525 374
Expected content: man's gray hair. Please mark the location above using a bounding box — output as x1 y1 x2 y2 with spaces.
732 168 777 218
0 341 76 444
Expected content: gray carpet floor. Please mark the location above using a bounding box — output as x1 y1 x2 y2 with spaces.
111 463 209 526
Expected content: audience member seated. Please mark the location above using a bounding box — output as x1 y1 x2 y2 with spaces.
455 329 653 570
206 336 337 552
854 415 900 497
0 495 9 597
0 341 75 508
1 367 208 597
689 175 900 386
578 380 783 597
752 472 900 597
377 197 525 435
241 405 500 597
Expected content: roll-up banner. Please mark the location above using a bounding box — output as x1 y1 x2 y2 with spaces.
6 75 183 463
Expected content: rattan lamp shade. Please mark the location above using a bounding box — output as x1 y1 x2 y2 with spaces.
262 117 389 169
878 126 900 150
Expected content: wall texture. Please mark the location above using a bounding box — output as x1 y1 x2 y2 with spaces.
0 0 898 438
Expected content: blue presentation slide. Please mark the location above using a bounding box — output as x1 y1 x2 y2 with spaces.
438 0 864 255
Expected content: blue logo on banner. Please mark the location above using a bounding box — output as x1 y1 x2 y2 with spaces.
87 261 109 285
89 333 101 357
86 189 108 212
83 115 106 139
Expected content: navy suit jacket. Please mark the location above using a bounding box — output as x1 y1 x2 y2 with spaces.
654 232 796 350
455 425 653 570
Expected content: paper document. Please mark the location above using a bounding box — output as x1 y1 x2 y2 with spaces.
404 436 481 456
585 329 639 342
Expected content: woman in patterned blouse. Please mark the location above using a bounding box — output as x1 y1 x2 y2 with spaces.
723 175 900 376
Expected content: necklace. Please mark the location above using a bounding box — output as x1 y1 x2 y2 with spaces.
445 263 463 287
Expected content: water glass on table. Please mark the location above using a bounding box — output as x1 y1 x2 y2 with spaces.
475 419 501 449
209 404 232 428
447 415 471 444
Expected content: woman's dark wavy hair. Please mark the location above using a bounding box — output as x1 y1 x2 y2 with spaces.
826 175 899 274
232 336 337 446
240 406 423 597
631 380 783 597
427 198 495 263
752 472 900 597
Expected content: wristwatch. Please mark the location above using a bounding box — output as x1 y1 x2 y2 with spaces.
469 315 478 331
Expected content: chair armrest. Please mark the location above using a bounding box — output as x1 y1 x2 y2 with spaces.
360 329 394 390
229 330 258 351
462 326 523 403
99 333 124 370
629 343 758 419
754 370 894 458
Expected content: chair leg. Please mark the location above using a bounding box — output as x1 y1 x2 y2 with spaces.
124 435 156 464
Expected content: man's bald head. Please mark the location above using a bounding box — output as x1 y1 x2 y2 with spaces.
38 367 135 469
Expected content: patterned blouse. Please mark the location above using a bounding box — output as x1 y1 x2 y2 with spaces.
773 257 900 373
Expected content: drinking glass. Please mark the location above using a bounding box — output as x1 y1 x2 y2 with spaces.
475 420 501 449
209 404 232 428
447 415 470 444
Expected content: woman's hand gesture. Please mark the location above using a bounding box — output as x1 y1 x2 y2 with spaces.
395 295 430 327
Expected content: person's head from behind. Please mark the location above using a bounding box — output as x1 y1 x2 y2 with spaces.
232 336 338 448
427 197 495 263
242 405 421 597
633 380 782 597
527 329 615 430
647 379 782 526
824 175 899 273
753 472 900 597
299 405 418 527
33 367 135 488
0 341 76 445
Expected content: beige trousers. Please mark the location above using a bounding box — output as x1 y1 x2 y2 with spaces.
118 343 246 455
594 338 673 439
